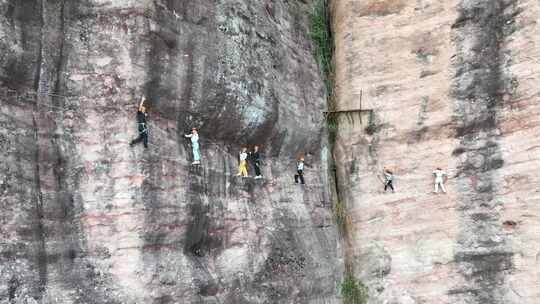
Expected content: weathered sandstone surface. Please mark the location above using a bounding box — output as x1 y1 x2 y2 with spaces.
0 1 340 303
332 0 540 303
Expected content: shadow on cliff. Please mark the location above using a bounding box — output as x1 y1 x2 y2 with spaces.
449 1 518 302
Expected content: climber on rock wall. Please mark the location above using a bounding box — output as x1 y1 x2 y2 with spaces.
184 128 200 165
383 167 395 193
249 145 263 179
129 96 148 148
237 147 249 177
295 157 305 184
433 167 447 193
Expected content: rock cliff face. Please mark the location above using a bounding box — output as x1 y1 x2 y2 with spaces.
0 1 340 303
333 0 540 303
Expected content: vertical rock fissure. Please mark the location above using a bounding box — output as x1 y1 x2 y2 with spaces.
33 1 44 92
176 35 195 149
31 0 48 298
52 0 65 96
32 114 48 297
34 0 60 298
450 0 514 302
33 1 115 301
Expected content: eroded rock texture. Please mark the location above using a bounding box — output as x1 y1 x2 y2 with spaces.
0 1 340 303
333 0 540 303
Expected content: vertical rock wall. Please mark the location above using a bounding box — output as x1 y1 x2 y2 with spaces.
0 1 340 303
333 0 540 303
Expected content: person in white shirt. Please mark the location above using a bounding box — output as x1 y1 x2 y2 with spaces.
294 157 305 184
433 167 447 193
184 128 200 165
237 147 248 177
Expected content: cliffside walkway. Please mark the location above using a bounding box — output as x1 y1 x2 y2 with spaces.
1 87 313 184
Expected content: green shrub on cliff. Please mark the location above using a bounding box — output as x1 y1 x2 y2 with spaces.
310 0 333 94
310 0 338 144
341 273 368 304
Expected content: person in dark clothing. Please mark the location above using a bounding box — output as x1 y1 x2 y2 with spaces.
129 96 148 148
294 157 305 184
383 167 395 193
250 145 263 179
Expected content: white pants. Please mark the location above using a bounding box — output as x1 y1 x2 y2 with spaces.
434 181 446 193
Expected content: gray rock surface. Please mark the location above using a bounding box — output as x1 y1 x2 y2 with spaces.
0 1 340 303
332 0 540 303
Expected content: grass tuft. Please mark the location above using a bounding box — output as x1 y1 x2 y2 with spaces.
333 199 348 234
341 272 369 304
310 0 333 96
310 0 337 146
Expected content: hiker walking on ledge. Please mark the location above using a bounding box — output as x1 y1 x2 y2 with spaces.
184 128 200 165
383 167 394 193
237 147 249 177
129 96 148 148
250 145 263 179
433 167 447 194
294 157 305 185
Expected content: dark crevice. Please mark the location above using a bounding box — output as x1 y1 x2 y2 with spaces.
30 0 90 300
29 1 48 297
8 276 20 300
33 0 44 92
5 2 15 22
451 1 516 303
32 114 48 295
183 176 223 258
176 35 196 141
52 1 66 97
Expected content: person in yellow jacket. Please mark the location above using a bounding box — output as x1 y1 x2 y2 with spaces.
237 147 249 177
